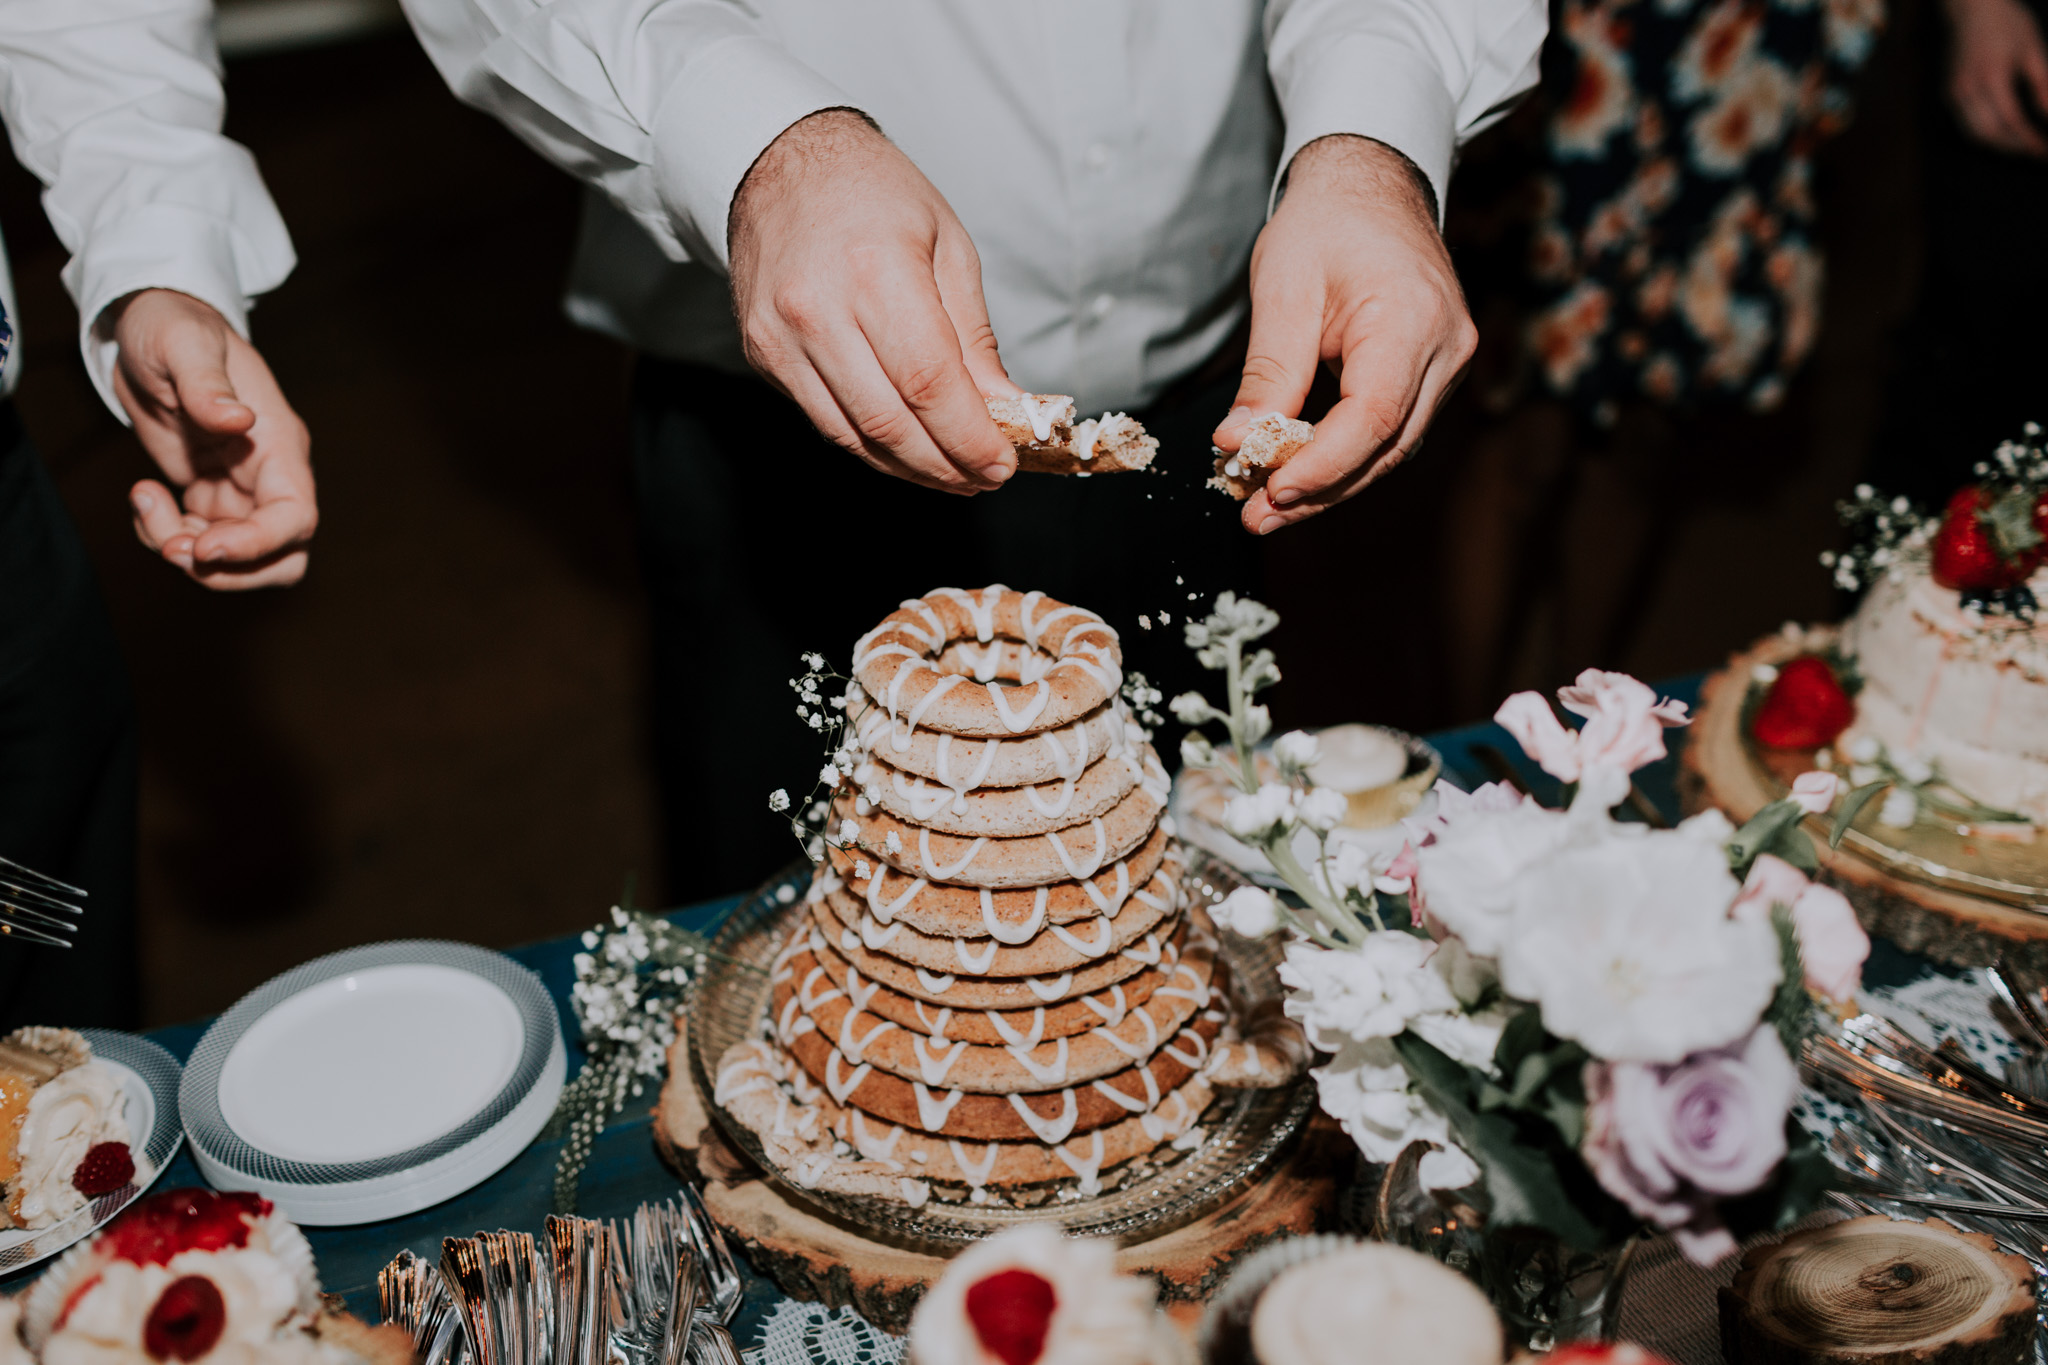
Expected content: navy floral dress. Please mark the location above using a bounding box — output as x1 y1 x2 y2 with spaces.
1505 0 1885 422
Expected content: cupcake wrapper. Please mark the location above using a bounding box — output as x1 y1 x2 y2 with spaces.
1194 1233 1364 1365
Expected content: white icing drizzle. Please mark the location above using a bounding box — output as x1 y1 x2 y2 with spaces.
1050 918 1115 958
837 1011 898 1064
850 1110 904 1169
1007 1090 1079 1145
1090 1079 1148 1113
777 997 817 1046
1024 775 1081 819
1164 1028 1209 1068
913 1001 954 1041
770 928 811 979
1055 1130 1106 1195
840 929 862 954
1038 721 1093 780
1007 1037 1070 1085
916 969 957 994
891 771 954 823
1141 1088 1191 1142
1131 870 1174 910
799 967 844 1012
1045 819 1108 879
1081 860 1133 918
1025 973 1073 1001
948 1139 999 1189
900 1179 931 1207
1082 985 1129 1028
981 886 1048 945
1120 933 1164 965
989 679 1053 733
933 734 999 811
824 1051 871 1105
888 671 962 753
933 585 1003 642
1014 396 1064 444
844 968 881 1015
913 1035 968 1085
858 915 906 950
918 828 985 879
1092 1011 1157 1059
953 937 999 973
985 1007 1046 1050
1155 965 1208 1003
913 1082 965 1131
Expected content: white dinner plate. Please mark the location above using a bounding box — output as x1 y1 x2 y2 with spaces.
181 940 564 1226
0 1030 183 1274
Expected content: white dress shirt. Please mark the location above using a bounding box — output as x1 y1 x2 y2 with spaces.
0 0 295 416
403 0 1544 415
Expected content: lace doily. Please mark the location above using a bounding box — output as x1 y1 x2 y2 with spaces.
745 1300 904 1365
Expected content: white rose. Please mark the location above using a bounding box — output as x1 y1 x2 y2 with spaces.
1278 933 1457 1049
1272 730 1322 771
1214 886 1280 939
1499 830 1780 1064
1296 786 1349 833
1311 1040 1477 1188
1222 782 1296 839
1414 797 1570 956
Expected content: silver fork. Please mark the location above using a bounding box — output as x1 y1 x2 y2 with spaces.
676 1186 741 1364
0 857 84 949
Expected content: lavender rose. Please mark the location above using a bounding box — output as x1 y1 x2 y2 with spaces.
1581 1026 1799 1264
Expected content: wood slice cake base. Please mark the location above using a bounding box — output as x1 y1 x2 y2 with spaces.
652 1016 1347 1337
1683 633 2048 973
1720 1216 2035 1364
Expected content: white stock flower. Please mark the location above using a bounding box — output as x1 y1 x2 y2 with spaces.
1499 829 1780 1064
1278 933 1457 1049
1297 786 1349 833
1222 782 1296 840
1169 691 1218 724
1180 734 1217 769
1428 935 1499 1009
1312 1039 1480 1190
1272 730 1322 771
1409 1004 1514 1070
1214 885 1280 939
1414 794 1570 956
1242 703 1273 745
1676 808 1736 844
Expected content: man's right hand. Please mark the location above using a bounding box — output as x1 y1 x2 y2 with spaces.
1947 0 2048 156
729 109 1018 494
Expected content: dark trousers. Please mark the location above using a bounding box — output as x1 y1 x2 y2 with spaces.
0 403 138 1028
1868 13 2048 504
629 360 1258 905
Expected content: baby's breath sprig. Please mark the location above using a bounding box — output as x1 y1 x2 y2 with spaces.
1122 671 1165 739
546 898 727 1213
771 653 881 864
1820 484 1935 594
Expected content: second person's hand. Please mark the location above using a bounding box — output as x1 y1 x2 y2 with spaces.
729 109 1019 495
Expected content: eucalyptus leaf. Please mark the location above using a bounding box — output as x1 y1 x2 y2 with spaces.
1829 780 1889 848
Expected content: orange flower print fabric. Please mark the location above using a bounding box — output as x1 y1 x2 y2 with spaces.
1524 0 1881 421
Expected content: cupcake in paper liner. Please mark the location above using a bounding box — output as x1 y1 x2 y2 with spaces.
907 1224 1189 1365
1198 1236 1501 1365
20 1187 352 1365
0 1029 138 1230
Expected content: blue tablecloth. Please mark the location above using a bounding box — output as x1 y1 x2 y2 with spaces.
1 672 1945 1337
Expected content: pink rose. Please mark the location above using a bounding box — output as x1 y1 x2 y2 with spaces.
1557 669 1690 776
1789 771 1842 815
1495 692 1584 780
1582 1027 1797 1265
1786 883 1869 1000
1728 855 1869 999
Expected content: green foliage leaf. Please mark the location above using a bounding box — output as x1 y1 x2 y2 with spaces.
1766 903 1815 1056
1830 781 1889 848
1727 798 1818 877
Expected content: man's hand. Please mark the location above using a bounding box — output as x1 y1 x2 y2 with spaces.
729 109 1018 494
110 289 315 589
1947 0 2048 156
1213 135 1475 534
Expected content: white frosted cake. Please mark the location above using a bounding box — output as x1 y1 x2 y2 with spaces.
1840 563 2048 823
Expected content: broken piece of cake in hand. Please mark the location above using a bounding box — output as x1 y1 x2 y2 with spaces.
1208 414 1316 500
985 394 1158 475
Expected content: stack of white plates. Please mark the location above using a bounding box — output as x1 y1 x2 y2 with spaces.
180 940 565 1226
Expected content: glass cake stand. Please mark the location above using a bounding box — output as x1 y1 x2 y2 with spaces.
688 860 1314 1253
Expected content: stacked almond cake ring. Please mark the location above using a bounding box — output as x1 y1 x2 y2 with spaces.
715 586 1251 1208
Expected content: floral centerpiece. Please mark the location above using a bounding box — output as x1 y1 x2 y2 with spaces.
1176 595 1868 1339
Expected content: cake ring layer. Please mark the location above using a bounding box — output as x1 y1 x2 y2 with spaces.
857 743 1153 838
853 700 1135 791
837 773 1164 889
817 913 1185 1011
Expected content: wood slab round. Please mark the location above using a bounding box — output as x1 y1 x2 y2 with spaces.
651 1017 1347 1336
1719 1216 2034 1364
1683 634 2048 973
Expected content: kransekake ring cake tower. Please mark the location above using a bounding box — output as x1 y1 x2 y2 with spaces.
715 586 1259 1209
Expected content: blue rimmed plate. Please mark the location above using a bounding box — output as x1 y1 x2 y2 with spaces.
0 1029 183 1273
181 940 564 1226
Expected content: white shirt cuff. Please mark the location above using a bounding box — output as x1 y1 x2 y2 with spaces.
66 202 292 424
650 35 860 273
1273 36 1459 224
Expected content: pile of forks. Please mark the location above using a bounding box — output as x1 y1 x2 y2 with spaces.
377 1187 744 1365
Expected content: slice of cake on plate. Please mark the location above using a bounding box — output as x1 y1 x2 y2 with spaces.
0 1029 134 1230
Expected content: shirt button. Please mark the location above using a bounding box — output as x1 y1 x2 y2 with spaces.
1084 143 1112 171
1088 293 1116 320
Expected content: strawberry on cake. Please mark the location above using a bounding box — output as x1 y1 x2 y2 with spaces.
19 1189 409 1365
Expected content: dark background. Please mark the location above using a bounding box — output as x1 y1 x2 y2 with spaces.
0 11 1920 1023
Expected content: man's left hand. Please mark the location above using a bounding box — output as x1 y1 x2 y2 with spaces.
109 288 315 589
1213 135 1475 535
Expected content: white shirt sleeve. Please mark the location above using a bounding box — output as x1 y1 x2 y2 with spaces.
1266 0 1548 219
0 0 296 419
399 0 859 271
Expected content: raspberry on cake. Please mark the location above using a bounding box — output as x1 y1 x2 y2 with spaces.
0 1028 135 1230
